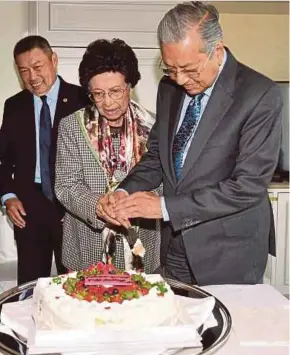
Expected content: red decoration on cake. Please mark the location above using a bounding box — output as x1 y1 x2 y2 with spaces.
54 262 168 304
85 274 133 286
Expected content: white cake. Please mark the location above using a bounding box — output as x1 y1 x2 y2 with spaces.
33 263 181 330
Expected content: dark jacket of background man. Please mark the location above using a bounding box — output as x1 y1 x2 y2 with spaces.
0 35 88 285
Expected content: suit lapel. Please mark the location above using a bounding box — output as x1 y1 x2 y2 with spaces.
20 91 37 179
23 92 36 142
167 87 186 185
179 85 233 184
178 48 237 185
52 78 69 143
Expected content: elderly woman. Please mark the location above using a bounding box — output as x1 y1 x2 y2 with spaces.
55 39 160 273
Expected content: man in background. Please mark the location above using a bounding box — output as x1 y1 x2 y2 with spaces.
101 1 282 285
0 35 88 285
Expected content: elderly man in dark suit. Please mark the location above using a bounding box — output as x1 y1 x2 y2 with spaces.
0 35 88 285
101 1 282 286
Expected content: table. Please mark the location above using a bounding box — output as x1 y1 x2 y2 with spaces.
202 284 289 355
0 283 289 355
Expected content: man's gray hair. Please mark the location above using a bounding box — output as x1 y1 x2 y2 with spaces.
157 1 223 54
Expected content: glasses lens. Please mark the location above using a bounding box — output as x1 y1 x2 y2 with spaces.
110 89 124 100
187 70 200 79
89 92 105 102
89 86 128 102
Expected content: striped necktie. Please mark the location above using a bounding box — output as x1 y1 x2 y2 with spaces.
172 94 203 180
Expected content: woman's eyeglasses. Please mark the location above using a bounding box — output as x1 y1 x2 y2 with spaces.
88 85 129 103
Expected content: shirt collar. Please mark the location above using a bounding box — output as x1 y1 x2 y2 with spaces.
34 76 60 103
203 48 227 98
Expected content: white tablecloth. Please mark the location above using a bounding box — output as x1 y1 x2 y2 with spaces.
0 283 289 355
202 284 289 355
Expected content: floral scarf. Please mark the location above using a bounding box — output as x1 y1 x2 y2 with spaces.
84 100 155 191
80 100 155 271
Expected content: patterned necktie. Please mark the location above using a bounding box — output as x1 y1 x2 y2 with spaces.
172 94 203 180
39 95 53 200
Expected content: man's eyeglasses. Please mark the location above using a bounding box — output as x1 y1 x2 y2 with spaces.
160 46 215 80
88 85 129 103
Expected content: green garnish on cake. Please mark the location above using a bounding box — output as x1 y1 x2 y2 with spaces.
52 262 168 303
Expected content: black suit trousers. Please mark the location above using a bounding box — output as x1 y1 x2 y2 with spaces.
165 233 197 285
14 184 66 285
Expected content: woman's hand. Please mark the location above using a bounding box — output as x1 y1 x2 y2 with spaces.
96 191 131 228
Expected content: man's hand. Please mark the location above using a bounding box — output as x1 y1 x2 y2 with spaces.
5 197 26 228
107 190 129 208
108 190 131 228
114 191 162 220
96 191 131 228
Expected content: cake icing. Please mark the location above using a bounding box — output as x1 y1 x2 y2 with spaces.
33 263 181 330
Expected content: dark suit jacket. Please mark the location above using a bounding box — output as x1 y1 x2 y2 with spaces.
0 76 88 221
119 49 282 285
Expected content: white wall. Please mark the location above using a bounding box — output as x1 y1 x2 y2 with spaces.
0 1 29 125
1 1 288 120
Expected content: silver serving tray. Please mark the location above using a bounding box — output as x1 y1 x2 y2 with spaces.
0 279 232 355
